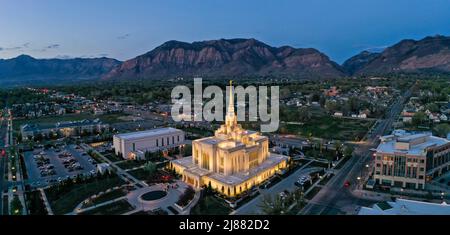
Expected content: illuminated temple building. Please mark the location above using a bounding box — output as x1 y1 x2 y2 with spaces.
171 81 288 197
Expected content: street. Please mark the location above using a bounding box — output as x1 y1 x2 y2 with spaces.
232 161 322 215
300 86 413 215
0 113 8 214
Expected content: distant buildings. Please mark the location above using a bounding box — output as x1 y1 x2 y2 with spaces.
113 127 185 160
374 130 450 190
323 86 339 97
20 119 109 140
358 199 450 215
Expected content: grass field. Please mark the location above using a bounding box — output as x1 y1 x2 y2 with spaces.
80 199 134 215
116 160 145 170
190 195 232 215
45 176 125 215
25 190 48 215
127 168 147 181
305 187 322 200
13 113 127 130
81 188 127 209
279 116 373 141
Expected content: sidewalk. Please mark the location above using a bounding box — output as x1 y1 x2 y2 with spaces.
39 188 54 215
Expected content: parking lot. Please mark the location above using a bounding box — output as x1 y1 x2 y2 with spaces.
23 144 97 188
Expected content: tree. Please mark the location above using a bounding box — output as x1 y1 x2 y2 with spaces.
433 124 450 138
425 103 439 113
143 161 157 178
412 112 427 126
10 195 23 215
343 145 354 157
334 140 342 153
298 107 312 122
258 194 286 215
293 188 305 207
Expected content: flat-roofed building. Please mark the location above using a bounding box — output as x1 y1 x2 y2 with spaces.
374 131 450 190
113 127 185 160
20 119 109 140
358 199 450 215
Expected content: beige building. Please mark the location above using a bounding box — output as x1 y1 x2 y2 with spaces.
374 131 450 190
171 82 288 197
113 128 185 160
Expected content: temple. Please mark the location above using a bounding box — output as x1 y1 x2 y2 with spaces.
171 81 289 197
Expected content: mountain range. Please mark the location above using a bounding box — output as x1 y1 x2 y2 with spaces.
0 35 449 85
0 55 120 86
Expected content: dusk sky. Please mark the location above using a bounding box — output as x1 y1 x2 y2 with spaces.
1 0 449 63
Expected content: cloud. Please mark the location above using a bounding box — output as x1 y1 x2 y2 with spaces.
117 33 130 40
38 44 60 52
46 44 60 49
0 46 23 51
54 55 74 59
364 45 387 53
353 43 388 53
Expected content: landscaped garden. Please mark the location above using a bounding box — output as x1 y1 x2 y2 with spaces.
116 160 145 170
279 116 373 141
25 190 48 215
45 173 125 214
81 187 128 209
190 194 232 215
80 199 134 215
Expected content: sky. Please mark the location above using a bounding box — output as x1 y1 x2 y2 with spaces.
0 0 449 63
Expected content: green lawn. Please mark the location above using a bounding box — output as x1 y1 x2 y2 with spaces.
45 176 125 215
127 168 147 181
303 148 336 161
81 188 127 209
80 199 134 215
2 196 9 215
103 153 122 162
190 195 232 215
116 160 145 170
13 113 127 130
279 116 373 141
305 187 322 200
25 190 48 215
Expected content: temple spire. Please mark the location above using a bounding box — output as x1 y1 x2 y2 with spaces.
228 80 234 115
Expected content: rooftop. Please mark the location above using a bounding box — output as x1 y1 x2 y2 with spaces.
358 199 450 215
172 153 289 186
114 127 183 141
377 131 449 156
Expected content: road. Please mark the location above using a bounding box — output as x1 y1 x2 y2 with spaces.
232 161 324 215
300 85 414 215
0 108 14 214
0 114 7 214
